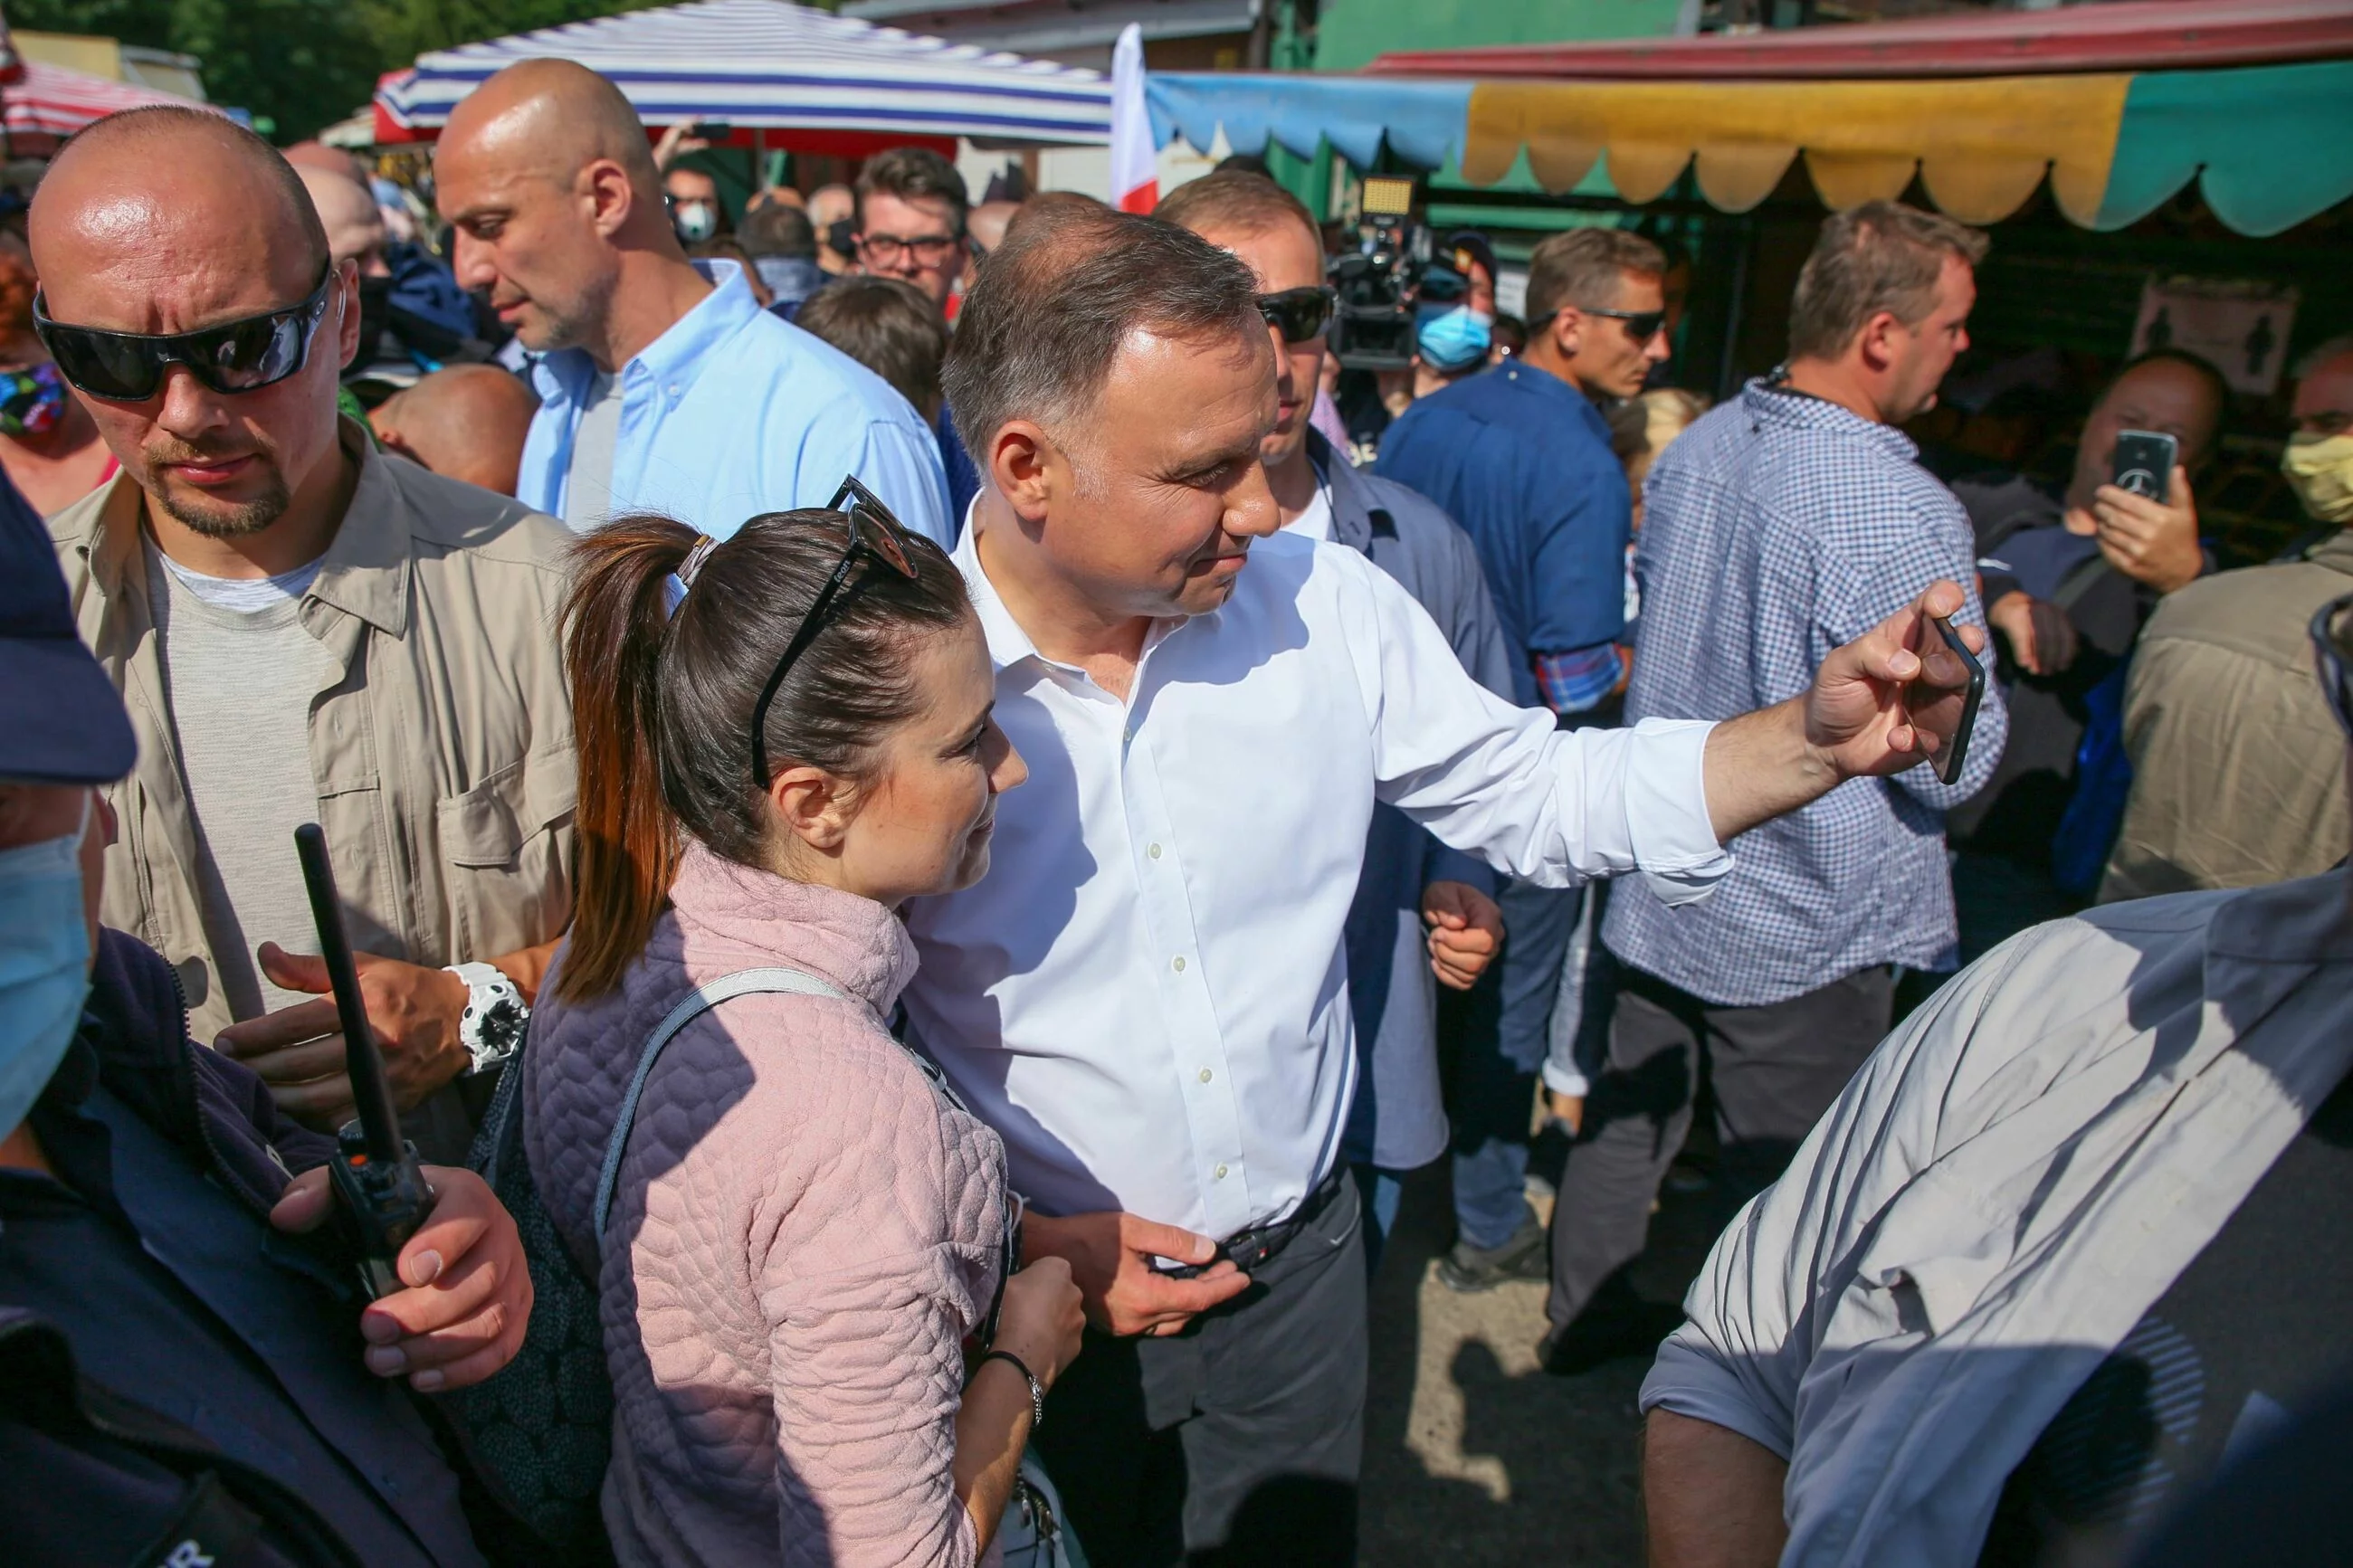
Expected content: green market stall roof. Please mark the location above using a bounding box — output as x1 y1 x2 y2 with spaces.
1146 0 2353 236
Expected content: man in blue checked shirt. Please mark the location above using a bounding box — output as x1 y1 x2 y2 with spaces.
1546 202 2008 1373
1377 228 1671 1291
433 61 951 546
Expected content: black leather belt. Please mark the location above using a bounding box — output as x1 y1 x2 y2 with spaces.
1213 1166 1347 1273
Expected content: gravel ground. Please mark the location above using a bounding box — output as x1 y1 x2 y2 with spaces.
1358 1159 1728 1565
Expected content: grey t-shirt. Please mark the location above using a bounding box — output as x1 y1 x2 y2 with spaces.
147 540 338 1020
562 370 624 532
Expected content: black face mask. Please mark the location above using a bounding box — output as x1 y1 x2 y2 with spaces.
356 273 394 364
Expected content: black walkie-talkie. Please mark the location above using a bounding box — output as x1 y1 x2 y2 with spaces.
295 822 435 1298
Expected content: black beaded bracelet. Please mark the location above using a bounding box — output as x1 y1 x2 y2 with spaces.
979 1349 1045 1432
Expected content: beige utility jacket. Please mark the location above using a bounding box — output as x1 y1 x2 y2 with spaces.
51 420 579 1044
2101 527 2353 903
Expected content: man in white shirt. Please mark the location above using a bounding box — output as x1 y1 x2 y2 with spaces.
907 203 1981 1565
433 60 950 543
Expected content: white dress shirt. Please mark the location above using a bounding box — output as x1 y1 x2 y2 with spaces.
901 524 1731 1240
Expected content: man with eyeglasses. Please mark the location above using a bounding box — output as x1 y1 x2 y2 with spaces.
1637 591 2353 1567
36 106 576 1164
853 146 987 531
1157 170 1514 1268
2099 337 2353 905
433 62 951 546
1372 227 1672 1292
1548 201 2007 1376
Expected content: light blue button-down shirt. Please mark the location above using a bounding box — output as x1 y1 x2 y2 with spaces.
516 260 951 545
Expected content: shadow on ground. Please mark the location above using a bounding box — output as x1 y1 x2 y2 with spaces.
1358 1158 1728 1566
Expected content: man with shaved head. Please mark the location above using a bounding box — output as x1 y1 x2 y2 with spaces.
370 365 541 496
39 106 577 1167
296 162 478 372
434 59 949 541
900 204 1983 1564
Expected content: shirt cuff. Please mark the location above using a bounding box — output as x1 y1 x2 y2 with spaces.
1639 1335 1796 1463
1623 717 1732 908
1540 1059 1591 1099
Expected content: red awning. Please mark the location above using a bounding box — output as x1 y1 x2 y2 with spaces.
0 58 207 139
1367 0 2353 81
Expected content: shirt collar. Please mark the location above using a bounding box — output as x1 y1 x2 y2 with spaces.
951 510 1046 673
530 259 757 404
1741 375 1920 462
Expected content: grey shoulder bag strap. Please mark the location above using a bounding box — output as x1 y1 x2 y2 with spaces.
591 965 845 1243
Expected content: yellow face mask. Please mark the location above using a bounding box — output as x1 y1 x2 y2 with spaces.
2282 431 2353 524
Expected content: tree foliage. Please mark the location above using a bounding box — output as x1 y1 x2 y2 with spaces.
4 0 642 142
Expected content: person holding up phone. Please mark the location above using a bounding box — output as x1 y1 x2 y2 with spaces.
1946 348 2229 950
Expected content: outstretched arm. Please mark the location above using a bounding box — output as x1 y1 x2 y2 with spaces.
1699 580 1984 844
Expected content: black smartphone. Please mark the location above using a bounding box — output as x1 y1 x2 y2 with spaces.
687 119 731 140
1926 616 1986 786
2110 428 2179 501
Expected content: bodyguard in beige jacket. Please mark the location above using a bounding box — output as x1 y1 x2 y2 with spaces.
37 109 576 1159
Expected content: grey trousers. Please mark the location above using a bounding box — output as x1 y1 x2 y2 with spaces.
1030 1176 1367 1567
1545 963 1894 1335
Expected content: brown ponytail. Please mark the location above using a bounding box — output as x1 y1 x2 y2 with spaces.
556 506 972 1003
557 518 698 1003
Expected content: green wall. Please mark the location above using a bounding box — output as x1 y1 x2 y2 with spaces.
1312 0 1688 73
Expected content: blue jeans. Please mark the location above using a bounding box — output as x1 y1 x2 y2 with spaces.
1445 879 1582 1250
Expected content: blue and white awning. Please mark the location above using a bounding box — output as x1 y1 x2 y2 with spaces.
376 0 1110 144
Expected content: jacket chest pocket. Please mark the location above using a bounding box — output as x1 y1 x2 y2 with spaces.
435 746 576 962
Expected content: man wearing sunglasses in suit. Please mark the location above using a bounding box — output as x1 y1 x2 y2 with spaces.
37 107 576 1164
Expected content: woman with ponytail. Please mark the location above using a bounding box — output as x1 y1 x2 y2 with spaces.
524 489 1082 1568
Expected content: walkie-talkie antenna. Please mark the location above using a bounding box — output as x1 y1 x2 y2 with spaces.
295 822 403 1166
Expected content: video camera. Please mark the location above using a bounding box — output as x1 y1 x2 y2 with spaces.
1326 176 1478 373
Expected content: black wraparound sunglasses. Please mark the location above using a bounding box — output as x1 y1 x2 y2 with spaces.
2310 592 2353 739
1530 303 1668 344
33 263 336 403
748 475 921 786
1257 285 1337 345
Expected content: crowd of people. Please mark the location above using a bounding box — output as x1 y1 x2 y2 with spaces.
1 55 2348 1568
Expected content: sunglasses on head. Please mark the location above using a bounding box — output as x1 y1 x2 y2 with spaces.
1531 303 1668 344
748 475 922 786
33 263 337 404
1256 285 1337 346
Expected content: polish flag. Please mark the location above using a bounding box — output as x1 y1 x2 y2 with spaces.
1110 24 1157 214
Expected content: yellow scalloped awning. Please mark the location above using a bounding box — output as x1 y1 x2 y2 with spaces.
1462 73 2134 225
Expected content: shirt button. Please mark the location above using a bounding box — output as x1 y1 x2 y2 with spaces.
1214 1163 1229 1180
1172 955 1186 974
1148 842 1163 860
1198 1068 1213 1083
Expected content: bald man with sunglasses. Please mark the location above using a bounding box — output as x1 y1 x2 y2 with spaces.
38 107 576 1164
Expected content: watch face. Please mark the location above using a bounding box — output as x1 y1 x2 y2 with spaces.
479 995 528 1056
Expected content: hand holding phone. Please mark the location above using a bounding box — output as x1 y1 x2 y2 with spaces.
1924 614 1986 785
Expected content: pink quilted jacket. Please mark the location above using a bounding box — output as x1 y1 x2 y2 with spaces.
525 843 1009 1568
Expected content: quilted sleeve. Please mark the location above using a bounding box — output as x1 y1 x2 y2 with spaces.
755 1027 996 1568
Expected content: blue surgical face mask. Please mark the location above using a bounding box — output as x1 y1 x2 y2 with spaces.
0 794 93 1136
1416 303 1493 373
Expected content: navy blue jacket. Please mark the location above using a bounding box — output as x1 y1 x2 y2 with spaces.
0 927 485 1567
1374 361 1631 707
1315 432 1515 1172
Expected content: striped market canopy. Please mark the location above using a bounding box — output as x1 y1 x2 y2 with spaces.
2 57 206 139
376 0 1110 145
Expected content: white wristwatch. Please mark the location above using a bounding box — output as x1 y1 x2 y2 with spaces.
445 962 529 1075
